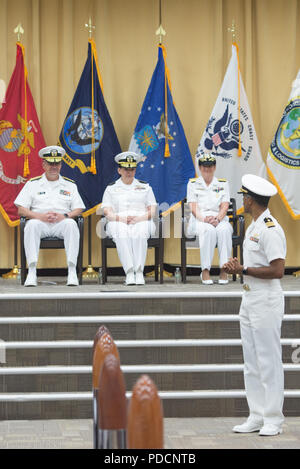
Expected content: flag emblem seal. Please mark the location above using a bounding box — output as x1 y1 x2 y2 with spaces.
62 107 104 155
200 103 252 161
0 115 36 156
134 125 159 155
270 98 300 169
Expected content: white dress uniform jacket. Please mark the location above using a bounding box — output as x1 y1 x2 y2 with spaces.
186 176 233 270
14 174 85 266
101 178 157 274
14 174 85 214
240 208 286 427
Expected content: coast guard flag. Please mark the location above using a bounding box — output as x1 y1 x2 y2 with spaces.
195 44 266 212
129 44 195 210
59 39 120 215
267 71 300 220
0 43 44 227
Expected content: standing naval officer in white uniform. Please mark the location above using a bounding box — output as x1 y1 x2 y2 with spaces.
14 146 85 287
223 174 286 437
101 152 157 285
186 154 233 284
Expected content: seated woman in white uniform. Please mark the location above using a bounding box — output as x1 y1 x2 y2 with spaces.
101 152 157 285
186 154 233 285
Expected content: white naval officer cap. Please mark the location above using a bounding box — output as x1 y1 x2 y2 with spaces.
39 145 65 163
115 151 142 168
238 174 277 198
198 153 216 166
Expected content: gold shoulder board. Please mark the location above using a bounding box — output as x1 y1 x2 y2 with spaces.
264 217 275 228
62 176 75 183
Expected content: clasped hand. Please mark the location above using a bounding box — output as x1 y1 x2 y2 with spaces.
39 212 65 223
204 216 219 227
119 215 141 225
223 257 243 275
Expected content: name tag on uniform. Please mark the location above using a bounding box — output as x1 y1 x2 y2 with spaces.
37 191 46 195
60 190 71 196
135 186 146 191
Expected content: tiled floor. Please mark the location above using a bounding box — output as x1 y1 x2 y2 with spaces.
0 418 299 449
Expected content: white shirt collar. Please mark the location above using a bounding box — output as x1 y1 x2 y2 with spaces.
252 208 271 227
41 173 65 187
197 175 218 187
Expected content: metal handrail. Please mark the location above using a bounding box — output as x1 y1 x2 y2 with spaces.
1 363 300 375
0 389 300 402
0 290 300 300
1 314 300 324
3 338 300 349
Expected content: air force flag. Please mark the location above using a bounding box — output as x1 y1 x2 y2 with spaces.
59 39 120 215
129 45 195 210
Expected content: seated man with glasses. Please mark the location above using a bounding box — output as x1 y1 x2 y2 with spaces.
14 145 85 287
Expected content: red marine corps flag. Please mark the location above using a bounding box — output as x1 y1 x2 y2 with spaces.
0 42 45 227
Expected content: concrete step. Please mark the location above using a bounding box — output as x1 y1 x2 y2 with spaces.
1 315 300 342
0 291 299 318
0 290 299 419
0 293 243 317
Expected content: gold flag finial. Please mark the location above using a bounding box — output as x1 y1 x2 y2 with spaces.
228 19 236 43
85 17 95 39
14 23 24 42
156 25 166 44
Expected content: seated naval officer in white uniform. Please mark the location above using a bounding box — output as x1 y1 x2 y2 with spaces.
14 146 85 287
101 152 157 286
186 154 233 285
223 174 286 437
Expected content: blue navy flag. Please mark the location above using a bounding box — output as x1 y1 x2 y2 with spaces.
59 39 120 215
129 44 195 210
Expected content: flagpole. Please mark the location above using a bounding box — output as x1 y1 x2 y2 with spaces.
228 19 242 157
2 227 20 279
82 17 98 280
145 2 172 280
2 24 25 281
82 214 99 280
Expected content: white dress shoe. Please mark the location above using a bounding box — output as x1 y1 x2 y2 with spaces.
259 424 283 436
67 270 79 286
200 273 213 285
135 271 145 285
233 420 263 433
125 271 136 285
218 278 229 284
24 272 37 287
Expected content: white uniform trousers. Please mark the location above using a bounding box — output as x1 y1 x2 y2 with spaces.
106 220 155 274
24 218 80 266
239 289 285 426
193 219 233 271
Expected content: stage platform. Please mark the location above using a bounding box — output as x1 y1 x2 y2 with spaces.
0 272 300 293
0 274 299 420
